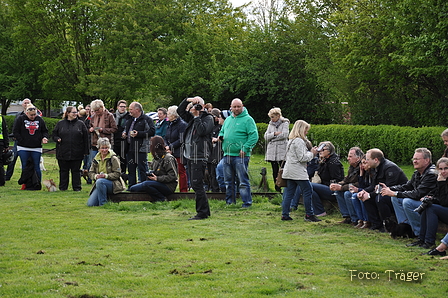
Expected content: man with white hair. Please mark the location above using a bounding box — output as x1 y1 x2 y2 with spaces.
177 96 214 220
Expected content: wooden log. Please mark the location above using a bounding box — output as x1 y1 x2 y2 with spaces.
109 191 280 203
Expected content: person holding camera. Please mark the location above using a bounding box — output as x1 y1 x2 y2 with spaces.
406 157 448 252
177 96 214 220
129 136 178 201
380 148 437 240
358 148 408 232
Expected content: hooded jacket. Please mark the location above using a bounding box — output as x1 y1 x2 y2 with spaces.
219 108 258 157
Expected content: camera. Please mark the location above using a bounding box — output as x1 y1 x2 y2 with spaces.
375 184 383 194
193 104 203 111
413 195 434 214
146 170 155 177
317 143 326 152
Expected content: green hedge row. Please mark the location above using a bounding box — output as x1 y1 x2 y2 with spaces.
5 115 445 165
255 123 446 165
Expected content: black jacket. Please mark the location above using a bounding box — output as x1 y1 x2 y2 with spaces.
164 117 187 159
317 153 345 186
124 112 155 153
177 98 214 161
113 111 131 143
390 164 437 200
13 114 49 148
430 179 448 207
366 158 408 195
52 118 89 161
208 122 223 164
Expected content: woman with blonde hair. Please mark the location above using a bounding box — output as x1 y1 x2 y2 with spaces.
13 104 49 188
281 120 320 222
87 137 125 206
264 107 290 192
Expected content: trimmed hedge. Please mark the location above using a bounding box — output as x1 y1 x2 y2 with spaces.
255 123 446 165
4 115 445 165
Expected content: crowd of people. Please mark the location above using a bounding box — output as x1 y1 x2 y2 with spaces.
3 98 448 258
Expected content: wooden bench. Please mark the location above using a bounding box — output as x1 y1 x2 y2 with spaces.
109 192 280 203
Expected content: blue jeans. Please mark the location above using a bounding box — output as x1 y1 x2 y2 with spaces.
282 179 314 217
442 233 448 246
334 190 351 218
290 186 302 208
351 193 369 221
216 159 226 192
391 197 421 236
223 156 251 207
311 183 335 215
419 204 448 244
87 178 113 206
129 180 172 201
18 150 42 182
126 151 148 187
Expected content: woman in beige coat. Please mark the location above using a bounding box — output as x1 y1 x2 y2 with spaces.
281 120 320 222
264 108 290 192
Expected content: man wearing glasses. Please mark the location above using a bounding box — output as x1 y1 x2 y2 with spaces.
113 100 131 175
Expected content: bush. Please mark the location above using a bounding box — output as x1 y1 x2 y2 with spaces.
255 123 445 165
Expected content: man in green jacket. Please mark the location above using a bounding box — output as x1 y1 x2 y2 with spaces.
219 98 258 207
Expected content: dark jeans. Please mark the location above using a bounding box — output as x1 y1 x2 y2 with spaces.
364 194 394 228
207 162 220 192
129 180 172 201
126 151 148 187
5 141 17 180
113 139 128 173
419 204 448 244
188 159 210 218
58 159 82 191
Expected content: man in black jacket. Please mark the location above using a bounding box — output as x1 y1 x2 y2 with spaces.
113 100 131 174
358 148 408 231
177 96 214 220
381 148 437 241
123 102 155 187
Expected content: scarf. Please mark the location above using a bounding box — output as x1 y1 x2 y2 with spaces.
115 110 127 125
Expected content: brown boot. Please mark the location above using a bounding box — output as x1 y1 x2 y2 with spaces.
360 221 371 229
354 220 364 228
338 217 352 224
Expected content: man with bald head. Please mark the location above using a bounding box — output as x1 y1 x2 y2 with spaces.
219 98 258 207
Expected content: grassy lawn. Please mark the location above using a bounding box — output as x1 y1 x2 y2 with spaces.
1 149 445 297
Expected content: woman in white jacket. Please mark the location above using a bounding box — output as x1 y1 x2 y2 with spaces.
264 108 290 192
281 120 320 222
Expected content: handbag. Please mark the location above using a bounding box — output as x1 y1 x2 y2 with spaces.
311 171 321 184
275 141 293 188
275 162 287 188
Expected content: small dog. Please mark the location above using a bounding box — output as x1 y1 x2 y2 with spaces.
384 218 415 239
43 179 58 192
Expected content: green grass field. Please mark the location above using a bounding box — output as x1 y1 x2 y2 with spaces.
1 149 445 298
